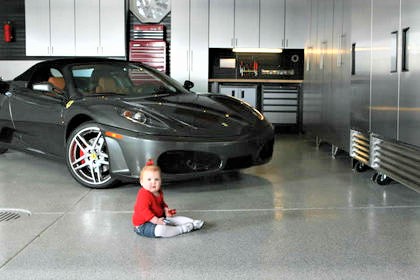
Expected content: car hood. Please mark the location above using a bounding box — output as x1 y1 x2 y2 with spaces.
119 93 265 137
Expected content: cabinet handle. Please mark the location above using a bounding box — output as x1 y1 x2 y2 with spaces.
402 27 409 72
286 39 288 48
390 30 398 73
351 43 356 75
241 90 244 99
231 90 235 97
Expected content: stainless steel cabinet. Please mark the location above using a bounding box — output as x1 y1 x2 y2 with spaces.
219 85 257 108
209 0 259 48
171 0 209 92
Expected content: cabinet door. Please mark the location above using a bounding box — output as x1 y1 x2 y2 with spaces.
260 0 285 48
100 0 125 56
190 0 209 92
284 0 310 48
219 86 237 97
75 0 100 56
400 0 420 146
239 87 257 108
209 0 234 48
50 0 75 56
234 0 260 48
171 0 190 85
371 0 399 139
25 0 50 56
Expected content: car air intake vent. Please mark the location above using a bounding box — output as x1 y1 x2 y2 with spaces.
224 155 253 170
350 130 370 165
158 151 221 174
371 135 420 191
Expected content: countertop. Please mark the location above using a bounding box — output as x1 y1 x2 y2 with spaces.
208 78 303 83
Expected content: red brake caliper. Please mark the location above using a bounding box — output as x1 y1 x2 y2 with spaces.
79 149 85 164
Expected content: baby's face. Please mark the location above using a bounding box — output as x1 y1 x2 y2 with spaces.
140 170 161 194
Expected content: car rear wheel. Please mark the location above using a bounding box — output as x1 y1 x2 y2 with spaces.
66 122 118 188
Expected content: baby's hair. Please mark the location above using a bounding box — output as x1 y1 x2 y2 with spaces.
139 159 161 180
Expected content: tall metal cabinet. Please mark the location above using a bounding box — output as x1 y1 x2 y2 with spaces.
171 0 209 92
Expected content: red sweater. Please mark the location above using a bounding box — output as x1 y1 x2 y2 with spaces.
132 187 168 226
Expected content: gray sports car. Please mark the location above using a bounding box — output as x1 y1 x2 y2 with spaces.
0 58 274 188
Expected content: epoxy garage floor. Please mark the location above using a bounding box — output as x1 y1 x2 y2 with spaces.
1 134 420 280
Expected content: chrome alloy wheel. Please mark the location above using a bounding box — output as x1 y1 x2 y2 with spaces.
67 125 111 187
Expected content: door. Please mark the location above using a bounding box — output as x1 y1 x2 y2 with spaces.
399 0 420 146
100 0 125 56
9 88 65 157
189 0 209 92
371 0 399 139
284 0 310 48
234 0 260 48
171 0 190 84
50 0 75 56
209 0 234 48
260 0 285 48
25 0 50 56
350 0 372 133
75 0 100 56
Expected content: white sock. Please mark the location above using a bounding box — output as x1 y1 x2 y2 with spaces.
193 220 204 230
154 223 193 238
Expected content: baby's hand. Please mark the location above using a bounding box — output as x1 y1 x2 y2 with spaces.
165 208 177 217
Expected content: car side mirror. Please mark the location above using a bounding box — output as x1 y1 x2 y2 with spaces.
33 82 65 99
33 82 53 92
183 80 194 91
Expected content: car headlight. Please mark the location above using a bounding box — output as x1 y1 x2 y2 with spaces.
122 109 168 128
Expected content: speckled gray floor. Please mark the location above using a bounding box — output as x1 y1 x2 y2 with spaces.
1 134 420 279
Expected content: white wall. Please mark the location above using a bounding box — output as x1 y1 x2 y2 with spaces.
0 60 41 81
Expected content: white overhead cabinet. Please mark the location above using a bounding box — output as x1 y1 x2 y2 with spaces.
209 0 259 48
26 0 125 57
75 0 125 56
209 0 309 49
284 0 310 49
25 0 74 56
171 0 209 92
260 0 285 48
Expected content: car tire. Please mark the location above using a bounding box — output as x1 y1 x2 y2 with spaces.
66 122 118 188
0 147 8 154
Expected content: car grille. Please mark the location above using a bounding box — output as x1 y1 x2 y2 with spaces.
158 151 221 174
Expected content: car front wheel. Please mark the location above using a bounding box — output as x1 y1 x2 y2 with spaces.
66 122 118 188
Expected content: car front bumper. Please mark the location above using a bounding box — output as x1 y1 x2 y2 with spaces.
101 124 274 182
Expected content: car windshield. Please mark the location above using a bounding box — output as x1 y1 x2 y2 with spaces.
71 62 189 97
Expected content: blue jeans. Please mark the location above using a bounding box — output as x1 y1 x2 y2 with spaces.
134 222 157 238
